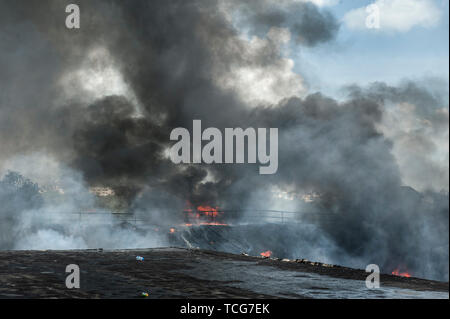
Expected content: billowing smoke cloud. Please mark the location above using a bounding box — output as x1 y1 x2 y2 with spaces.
353 80 449 193
0 0 448 281
225 0 340 46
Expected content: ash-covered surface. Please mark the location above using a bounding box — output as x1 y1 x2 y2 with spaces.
0 248 447 299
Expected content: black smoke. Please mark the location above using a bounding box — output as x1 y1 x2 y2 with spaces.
0 0 448 281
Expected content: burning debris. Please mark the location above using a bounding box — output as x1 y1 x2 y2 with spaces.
392 269 412 278
183 203 228 226
260 251 273 258
0 0 448 284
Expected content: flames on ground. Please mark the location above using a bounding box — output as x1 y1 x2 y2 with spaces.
260 250 273 258
169 205 416 278
392 268 412 278
182 203 228 226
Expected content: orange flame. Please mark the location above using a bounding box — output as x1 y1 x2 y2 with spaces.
183 222 228 226
391 269 412 278
260 250 272 258
197 205 219 217
182 202 228 226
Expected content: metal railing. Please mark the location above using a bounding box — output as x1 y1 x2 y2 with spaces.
1 209 325 227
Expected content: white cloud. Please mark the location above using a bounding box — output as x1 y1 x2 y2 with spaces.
343 0 441 32
300 0 339 6
283 0 338 6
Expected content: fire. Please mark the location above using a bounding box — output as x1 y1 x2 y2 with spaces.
260 250 272 258
182 202 227 226
391 269 412 278
183 222 228 226
197 205 219 217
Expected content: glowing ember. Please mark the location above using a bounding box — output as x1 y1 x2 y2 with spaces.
260 250 272 258
391 269 412 278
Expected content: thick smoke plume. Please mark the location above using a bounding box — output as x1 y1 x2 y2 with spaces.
0 0 448 281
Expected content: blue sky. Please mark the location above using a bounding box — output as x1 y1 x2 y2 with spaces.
292 0 449 98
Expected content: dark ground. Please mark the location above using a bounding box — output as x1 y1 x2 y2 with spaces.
0 248 448 299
